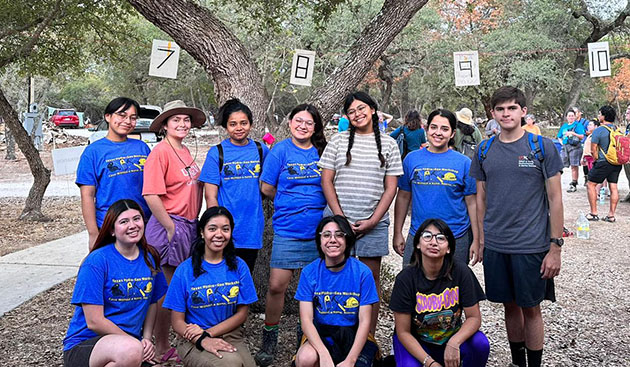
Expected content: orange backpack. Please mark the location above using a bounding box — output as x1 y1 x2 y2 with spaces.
602 125 630 165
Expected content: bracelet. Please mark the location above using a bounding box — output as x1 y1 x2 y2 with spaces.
423 355 432 366
429 361 436 367
195 331 210 351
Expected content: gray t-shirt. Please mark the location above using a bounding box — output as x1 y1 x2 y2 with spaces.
470 133 563 254
591 124 615 162
318 131 403 223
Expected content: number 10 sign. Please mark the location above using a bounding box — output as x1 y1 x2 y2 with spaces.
149 39 181 79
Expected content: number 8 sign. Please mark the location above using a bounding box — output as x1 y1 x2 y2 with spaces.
149 39 181 79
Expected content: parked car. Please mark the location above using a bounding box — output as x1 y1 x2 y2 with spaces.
88 105 162 147
50 109 80 128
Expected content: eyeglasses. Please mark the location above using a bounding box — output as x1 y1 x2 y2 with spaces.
293 117 314 128
320 230 347 240
420 231 447 244
347 104 369 117
114 112 138 122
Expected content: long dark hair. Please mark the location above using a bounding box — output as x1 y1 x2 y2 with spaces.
343 92 386 167
191 206 238 277
92 199 160 273
404 110 421 131
289 104 327 156
315 215 356 260
411 218 457 280
427 109 457 147
217 98 253 128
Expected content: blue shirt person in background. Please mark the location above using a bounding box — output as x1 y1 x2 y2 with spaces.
337 115 350 132
76 97 151 250
163 206 257 367
393 109 478 267
295 215 379 367
557 109 585 192
255 104 328 366
63 199 167 367
199 99 269 273
390 109 427 155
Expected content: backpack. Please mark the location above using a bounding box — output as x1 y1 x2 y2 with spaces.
458 135 477 159
601 125 630 165
216 140 264 172
396 128 409 159
478 132 548 180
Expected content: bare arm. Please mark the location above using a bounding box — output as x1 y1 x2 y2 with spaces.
83 304 127 336
591 142 599 159
260 181 276 199
299 301 335 367
204 183 219 208
443 304 482 367
394 312 436 367
472 181 486 265
465 194 479 264
393 189 411 256
353 175 398 234
339 305 373 367
79 185 99 250
141 303 158 362
541 173 563 279
171 309 241 358
321 168 344 216
143 194 175 241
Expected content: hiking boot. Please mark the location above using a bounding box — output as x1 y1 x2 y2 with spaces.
566 183 577 193
255 327 278 367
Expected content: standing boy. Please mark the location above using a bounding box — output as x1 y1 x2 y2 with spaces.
470 86 564 367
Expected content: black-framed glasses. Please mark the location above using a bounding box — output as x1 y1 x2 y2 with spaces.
420 231 447 244
320 230 346 240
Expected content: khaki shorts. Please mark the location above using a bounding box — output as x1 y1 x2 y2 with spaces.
177 327 255 367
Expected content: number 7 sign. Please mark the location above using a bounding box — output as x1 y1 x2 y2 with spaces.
149 39 181 79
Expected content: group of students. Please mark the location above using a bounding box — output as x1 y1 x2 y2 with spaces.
63 86 564 367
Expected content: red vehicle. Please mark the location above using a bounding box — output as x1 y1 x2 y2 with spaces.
51 109 80 128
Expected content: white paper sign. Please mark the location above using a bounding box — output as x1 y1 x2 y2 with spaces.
588 42 611 78
290 49 316 87
453 51 480 87
149 39 180 79
52 146 86 176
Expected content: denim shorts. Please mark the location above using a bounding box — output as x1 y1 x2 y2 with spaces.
270 234 319 269
353 218 390 258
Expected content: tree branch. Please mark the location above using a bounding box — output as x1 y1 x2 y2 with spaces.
0 18 44 40
611 53 630 60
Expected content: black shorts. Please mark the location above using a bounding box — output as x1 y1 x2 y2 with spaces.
63 335 104 367
588 160 622 184
483 248 555 308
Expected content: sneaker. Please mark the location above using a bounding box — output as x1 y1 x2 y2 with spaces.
567 184 577 193
255 327 279 367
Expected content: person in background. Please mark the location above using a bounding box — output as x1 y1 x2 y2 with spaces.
76 97 151 250
453 107 483 159
573 106 589 132
378 111 394 133
484 118 500 138
255 104 327 366
523 114 542 136
622 105 630 202
557 109 585 193
391 218 489 367
143 100 206 362
63 199 167 367
390 109 427 159
337 114 350 132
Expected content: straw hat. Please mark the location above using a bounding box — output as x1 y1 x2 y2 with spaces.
149 100 206 132
455 108 474 126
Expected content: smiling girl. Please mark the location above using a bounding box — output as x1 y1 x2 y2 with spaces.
393 109 479 267
319 91 403 334
255 104 327 366
162 206 257 367
199 99 269 274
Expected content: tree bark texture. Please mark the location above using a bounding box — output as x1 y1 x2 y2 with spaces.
4 126 17 160
0 88 50 221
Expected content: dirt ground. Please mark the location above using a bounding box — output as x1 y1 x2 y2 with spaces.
0 134 629 365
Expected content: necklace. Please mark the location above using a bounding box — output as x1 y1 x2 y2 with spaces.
326 257 347 269
165 135 198 178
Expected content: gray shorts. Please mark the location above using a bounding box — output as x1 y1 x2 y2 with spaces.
562 144 583 167
353 218 390 258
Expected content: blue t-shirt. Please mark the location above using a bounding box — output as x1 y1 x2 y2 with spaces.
260 139 325 239
390 127 427 152
557 122 586 145
63 244 167 351
338 117 350 132
399 149 476 238
591 124 615 162
295 257 379 327
76 138 152 226
163 257 257 329
199 139 269 249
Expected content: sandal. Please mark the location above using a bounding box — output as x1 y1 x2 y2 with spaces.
159 348 181 363
602 216 616 222
585 213 599 221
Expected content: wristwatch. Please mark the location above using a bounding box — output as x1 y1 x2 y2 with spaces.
550 238 564 247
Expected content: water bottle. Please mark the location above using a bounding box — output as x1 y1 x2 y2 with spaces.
599 187 606 204
576 212 590 239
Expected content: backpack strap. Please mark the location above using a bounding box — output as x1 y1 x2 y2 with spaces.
527 132 547 181
478 136 495 165
217 140 264 172
254 140 264 173
217 143 224 171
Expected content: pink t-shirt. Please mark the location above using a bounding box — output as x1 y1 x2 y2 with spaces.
143 141 202 220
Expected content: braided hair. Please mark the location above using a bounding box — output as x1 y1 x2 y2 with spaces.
343 92 386 167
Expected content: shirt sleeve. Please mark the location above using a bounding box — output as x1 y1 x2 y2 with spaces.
162 266 187 312
260 145 283 187
199 145 221 185
359 266 379 305
385 139 404 176
462 158 477 196
591 127 605 146
390 127 401 139
556 124 565 139
295 263 316 302
142 146 168 195
398 156 412 192
456 264 486 308
542 137 564 176
469 143 486 181
388 268 417 314
318 135 339 171
419 129 427 145
76 147 97 187
151 271 168 303
71 259 105 306
237 259 258 305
